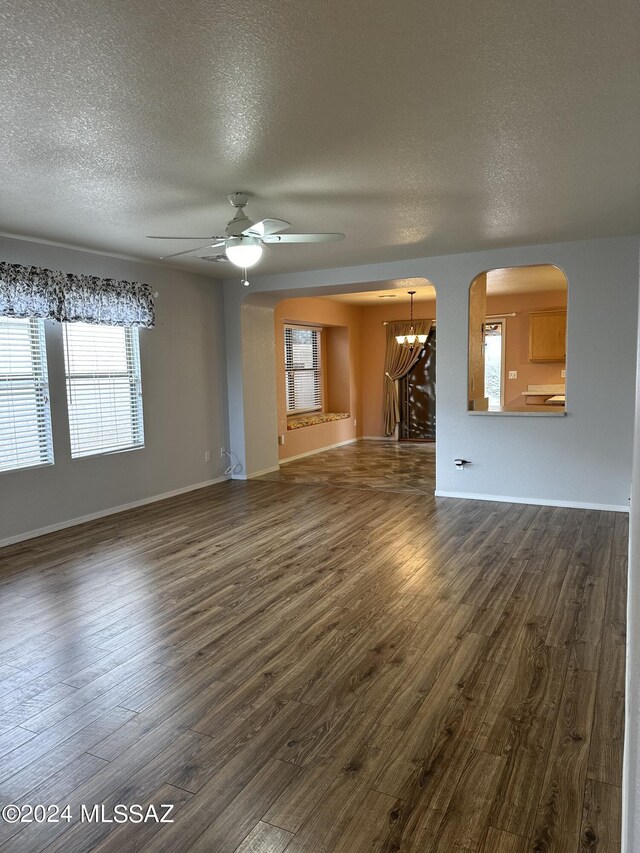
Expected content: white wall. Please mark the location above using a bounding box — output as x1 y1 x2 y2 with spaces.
224 235 639 510
623 249 640 853
0 235 228 545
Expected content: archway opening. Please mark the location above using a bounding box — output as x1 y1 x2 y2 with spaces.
468 264 568 414
254 278 438 495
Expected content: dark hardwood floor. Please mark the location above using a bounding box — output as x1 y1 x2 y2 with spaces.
259 439 436 494
0 442 625 852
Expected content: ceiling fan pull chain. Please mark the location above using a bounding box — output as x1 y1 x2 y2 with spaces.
242 267 250 287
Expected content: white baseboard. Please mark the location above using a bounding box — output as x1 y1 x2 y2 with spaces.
233 438 360 478
278 438 358 464
0 476 229 549
434 490 630 512
245 465 281 479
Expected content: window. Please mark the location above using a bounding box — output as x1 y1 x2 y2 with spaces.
484 321 504 408
63 323 144 458
284 325 322 414
0 317 53 472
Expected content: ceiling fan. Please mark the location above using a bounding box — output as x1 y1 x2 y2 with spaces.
147 192 345 274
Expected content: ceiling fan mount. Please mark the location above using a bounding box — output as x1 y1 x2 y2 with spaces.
225 192 252 237
228 191 250 208
146 192 345 273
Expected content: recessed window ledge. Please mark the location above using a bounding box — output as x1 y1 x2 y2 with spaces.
0 461 55 477
469 408 567 417
287 412 351 430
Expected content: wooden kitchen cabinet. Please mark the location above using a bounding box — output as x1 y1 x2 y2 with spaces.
529 310 566 362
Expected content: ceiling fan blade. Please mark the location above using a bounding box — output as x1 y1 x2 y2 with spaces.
262 232 345 244
147 235 225 240
199 254 230 263
243 218 291 238
160 242 225 260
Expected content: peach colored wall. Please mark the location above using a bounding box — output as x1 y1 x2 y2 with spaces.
274 297 362 461
359 299 437 437
326 326 351 412
273 290 565 455
486 290 567 408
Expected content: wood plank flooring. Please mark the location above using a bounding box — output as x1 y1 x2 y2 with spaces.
260 440 436 494
0 442 625 851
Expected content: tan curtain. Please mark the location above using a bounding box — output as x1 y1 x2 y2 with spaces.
383 320 432 436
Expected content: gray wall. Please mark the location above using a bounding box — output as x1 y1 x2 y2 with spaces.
2 232 638 545
623 250 640 853
225 235 639 510
0 236 228 545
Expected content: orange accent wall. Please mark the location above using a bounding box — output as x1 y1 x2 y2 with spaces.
274 297 362 461
273 289 564 459
486 290 567 408
359 299 437 437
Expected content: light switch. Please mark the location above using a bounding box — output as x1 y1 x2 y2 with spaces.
508 370 518 379
561 369 566 378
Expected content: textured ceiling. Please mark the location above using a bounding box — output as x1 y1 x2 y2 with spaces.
310 265 564 303
327 281 436 305
1 0 639 279
486 264 567 295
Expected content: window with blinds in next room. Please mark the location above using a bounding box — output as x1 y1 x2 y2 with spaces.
284 325 322 415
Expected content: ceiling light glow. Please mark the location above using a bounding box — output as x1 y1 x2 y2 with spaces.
225 236 263 268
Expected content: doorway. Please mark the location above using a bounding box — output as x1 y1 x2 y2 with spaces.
398 327 436 441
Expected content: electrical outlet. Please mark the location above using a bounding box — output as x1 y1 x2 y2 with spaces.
204 451 211 463
220 447 226 458
278 434 285 446
561 369 566 378
508 370 518 379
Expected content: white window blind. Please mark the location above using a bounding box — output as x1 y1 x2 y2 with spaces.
284 326 322 414
63 323 144 458
0 317 53 473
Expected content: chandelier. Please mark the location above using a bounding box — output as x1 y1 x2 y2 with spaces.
395 291 427 349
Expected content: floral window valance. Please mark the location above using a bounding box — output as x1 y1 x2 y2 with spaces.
0 261 155 328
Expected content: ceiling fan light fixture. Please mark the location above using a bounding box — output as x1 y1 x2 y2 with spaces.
148 193 344 274
225 236 263 268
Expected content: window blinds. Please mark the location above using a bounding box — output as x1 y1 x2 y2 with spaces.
284 326 322 413
63 323 144 458
0 317 53 472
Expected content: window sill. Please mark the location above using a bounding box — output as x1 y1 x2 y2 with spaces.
469 409 567 417
0 460 55 476
287 412 351 430
71 443 145 460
